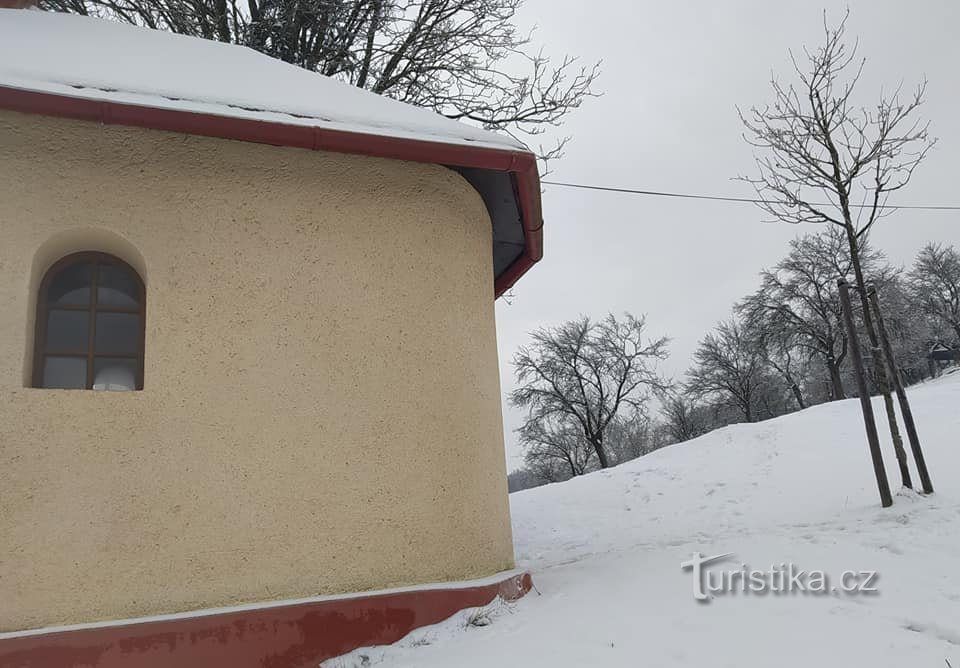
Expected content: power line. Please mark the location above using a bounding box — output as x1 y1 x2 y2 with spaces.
540 180 960 211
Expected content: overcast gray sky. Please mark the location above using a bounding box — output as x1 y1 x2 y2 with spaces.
494 0 960 469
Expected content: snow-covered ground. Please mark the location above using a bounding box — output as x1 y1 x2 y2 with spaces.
329 372 960 667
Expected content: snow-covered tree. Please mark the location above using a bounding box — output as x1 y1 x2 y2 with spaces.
517 417 597 483
908 243 960 344
511 314 669 469
686 319 775 423
605 411 667 465
738 229 892 401
659 394 714 444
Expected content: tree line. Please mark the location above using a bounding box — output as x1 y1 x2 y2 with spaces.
510 12 953 493
508 239 960 492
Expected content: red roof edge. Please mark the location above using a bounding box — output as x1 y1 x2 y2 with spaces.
0 85 543 298
494 163 543 297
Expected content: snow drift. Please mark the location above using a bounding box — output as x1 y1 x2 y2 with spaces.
330 372 960 667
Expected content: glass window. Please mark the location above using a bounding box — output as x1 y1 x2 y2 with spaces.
42 356 87 389
44 310 89 352
34 253 145 390
47 262 92 306
97 264 140 308
95 313 140 354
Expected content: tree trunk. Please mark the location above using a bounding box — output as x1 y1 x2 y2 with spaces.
838 279 893 508
590 436 610 469
791 383 806 410
828 360 845 400
844 226 912 489
869 287 934 494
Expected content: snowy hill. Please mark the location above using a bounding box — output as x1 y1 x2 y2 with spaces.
331 372 960 667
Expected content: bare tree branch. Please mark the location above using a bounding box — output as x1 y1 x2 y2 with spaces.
39 0 600 167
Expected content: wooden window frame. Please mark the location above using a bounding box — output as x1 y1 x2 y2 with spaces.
32 251 146 390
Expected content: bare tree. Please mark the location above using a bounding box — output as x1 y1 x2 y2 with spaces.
40 0 599 165
876 274 943 383
605 410 664 464
908 243 960 343
686 319 772 423
510 314 669 469
517 417 596 482
756 330 810 410
739 11 934 466
659 394 713 444
518 406 665 485
738 229 893 401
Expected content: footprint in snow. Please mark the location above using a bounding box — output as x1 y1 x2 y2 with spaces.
901 621 960 646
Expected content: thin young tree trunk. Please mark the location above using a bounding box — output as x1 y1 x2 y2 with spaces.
868 287 934 494
839 280 893 508
845 229 913 490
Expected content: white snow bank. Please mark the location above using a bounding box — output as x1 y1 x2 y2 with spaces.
332 373 960 667
0 9 525 151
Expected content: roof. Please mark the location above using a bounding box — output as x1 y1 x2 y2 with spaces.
0 8 543 297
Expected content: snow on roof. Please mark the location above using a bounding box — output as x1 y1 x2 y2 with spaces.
0 8 527 152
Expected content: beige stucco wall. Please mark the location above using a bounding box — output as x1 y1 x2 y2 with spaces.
0 109 514 632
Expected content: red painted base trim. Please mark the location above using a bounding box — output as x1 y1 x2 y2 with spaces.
0 572 532 668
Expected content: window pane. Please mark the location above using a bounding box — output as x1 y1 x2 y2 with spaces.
42 356 87 389
45 310 89 352
95 312 140 353
47 262 92 306
98 264 140 308
93 357 137 391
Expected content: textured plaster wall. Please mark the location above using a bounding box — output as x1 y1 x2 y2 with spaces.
0 109 514 632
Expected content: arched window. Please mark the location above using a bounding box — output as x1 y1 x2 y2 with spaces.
33 252 145 391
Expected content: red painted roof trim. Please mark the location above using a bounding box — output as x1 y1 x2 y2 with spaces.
0 85 543 298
